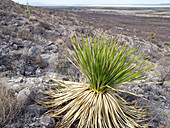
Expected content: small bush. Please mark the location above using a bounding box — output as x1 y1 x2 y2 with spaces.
63 10 68 14
148 37 151 41
49 11 52 15
17 29 31 40
151 33 155 39
165 42 170 46
151 32 154 37
104 24 108 26
151 35 155 39
25 9 30 17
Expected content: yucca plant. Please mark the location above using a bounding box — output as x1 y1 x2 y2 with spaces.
39 35 152 128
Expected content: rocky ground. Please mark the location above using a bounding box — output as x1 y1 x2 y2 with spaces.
0 0 169 128
72 10 170 43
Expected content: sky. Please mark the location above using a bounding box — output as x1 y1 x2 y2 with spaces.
12 0 170 6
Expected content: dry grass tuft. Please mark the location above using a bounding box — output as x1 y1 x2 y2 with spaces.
39 80 148 128
0 84 21 127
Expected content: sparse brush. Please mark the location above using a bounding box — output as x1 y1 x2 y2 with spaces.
0 85 21 127
38 35 153 128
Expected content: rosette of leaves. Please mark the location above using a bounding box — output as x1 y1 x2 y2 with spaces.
39 35 152 128
25 9 30 16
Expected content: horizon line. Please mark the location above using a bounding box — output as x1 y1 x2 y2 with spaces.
24 2 170 6
33 4 170 8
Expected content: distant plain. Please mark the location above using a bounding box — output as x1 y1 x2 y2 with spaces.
44 6 170 43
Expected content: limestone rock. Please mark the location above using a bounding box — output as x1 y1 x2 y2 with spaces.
17 87 31 106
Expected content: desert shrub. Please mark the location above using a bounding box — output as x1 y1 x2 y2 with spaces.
148 37 151 41
49 11 52 15
63 10 68 14
165 41 170 46
148 32 155 41
0 85 21 127
57 11 60 15
25 1 30 17
17 29 31 40
151 32 155 40
25 9 30 16
3 27 12 35
104 23 108 26
151 32 154 37
39 35 152 128
31 10 37 14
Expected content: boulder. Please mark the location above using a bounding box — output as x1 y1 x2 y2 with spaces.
17 87 31 106
28 47 41 58
29 16 37 21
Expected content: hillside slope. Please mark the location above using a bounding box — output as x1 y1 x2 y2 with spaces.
0 0 169 128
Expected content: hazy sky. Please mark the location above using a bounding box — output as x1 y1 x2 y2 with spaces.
12 0 170 6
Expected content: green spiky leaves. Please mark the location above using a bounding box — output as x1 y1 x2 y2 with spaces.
38 35 153 128
69 35 152 93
